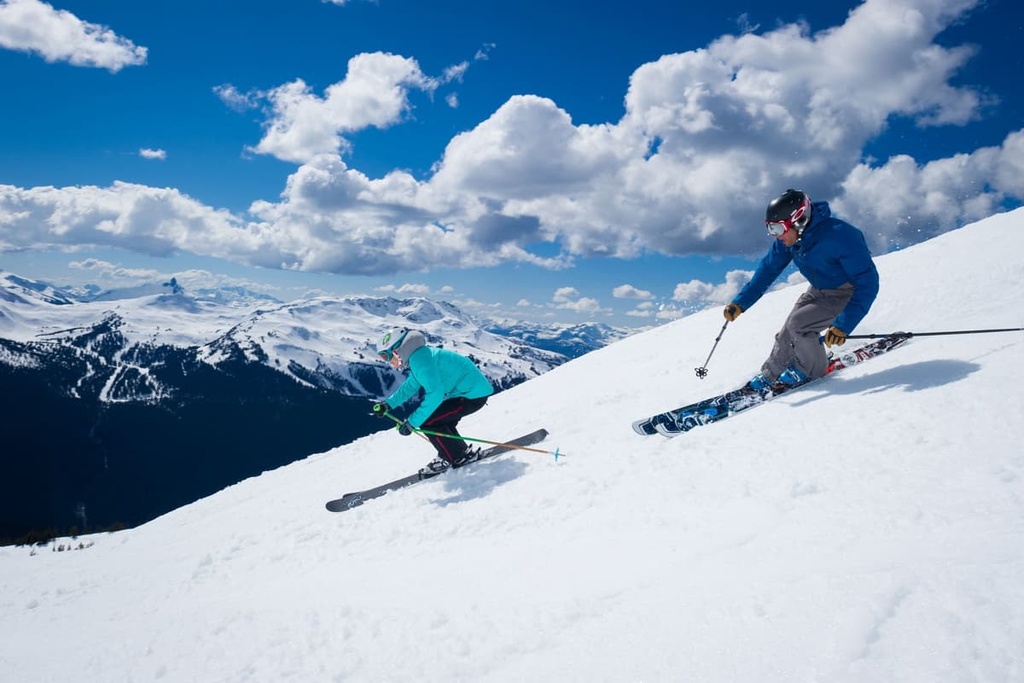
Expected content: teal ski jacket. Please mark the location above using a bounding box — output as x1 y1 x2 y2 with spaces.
384 346 494 428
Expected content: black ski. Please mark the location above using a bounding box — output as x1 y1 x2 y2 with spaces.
326 428 549 512
633 334 910 437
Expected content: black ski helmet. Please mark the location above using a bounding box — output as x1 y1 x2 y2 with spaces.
765 189 812 236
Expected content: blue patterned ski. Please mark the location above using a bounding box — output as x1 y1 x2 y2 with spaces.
632 335 909 437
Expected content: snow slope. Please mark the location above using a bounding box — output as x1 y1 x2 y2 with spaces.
2 209 1023 682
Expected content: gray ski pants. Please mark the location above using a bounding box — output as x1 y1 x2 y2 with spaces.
761 283 854 381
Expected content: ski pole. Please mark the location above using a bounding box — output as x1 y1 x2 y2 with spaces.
372 405 432 444
695 320 729 379
374 407 562 458
845 327 1024 340
411 426 563 458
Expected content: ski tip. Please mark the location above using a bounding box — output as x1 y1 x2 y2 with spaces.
632 420 659 436
326 493 363 512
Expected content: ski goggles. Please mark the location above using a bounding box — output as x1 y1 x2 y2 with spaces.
765 201 810 236
377 329 409 361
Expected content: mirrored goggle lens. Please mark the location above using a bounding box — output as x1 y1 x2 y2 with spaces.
378 349 393 361
766 220 790 236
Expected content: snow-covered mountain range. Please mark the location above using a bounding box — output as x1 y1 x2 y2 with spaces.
0 280 572 402
0 276 632 539
483 319 634 359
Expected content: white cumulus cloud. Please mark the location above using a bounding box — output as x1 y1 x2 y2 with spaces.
0 0 146 71
3 0 1021 281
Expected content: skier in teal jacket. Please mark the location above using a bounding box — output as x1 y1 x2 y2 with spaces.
373 328 494 475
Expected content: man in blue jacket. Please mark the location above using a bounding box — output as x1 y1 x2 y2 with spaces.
723 189 879 394
373 328 495 475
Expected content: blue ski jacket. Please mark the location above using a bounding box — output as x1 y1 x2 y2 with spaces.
732 201 879 333
385 345 494 428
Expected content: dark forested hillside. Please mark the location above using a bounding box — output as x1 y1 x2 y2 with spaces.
0 344 382 543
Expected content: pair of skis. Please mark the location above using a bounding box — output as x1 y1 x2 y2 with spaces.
631 334 910 437
325 429 549 512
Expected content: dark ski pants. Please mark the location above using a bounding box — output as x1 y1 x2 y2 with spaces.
761 284 854 381
422 396 488 464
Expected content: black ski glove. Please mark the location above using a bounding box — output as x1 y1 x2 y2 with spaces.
723 303 743 322
824 326 847 348
396 420 413 436
371 402 389 417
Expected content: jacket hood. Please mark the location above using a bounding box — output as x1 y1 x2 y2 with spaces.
808 200 832 226
797 200 832 242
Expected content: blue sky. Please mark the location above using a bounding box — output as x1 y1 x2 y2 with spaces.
1 0 1022 328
